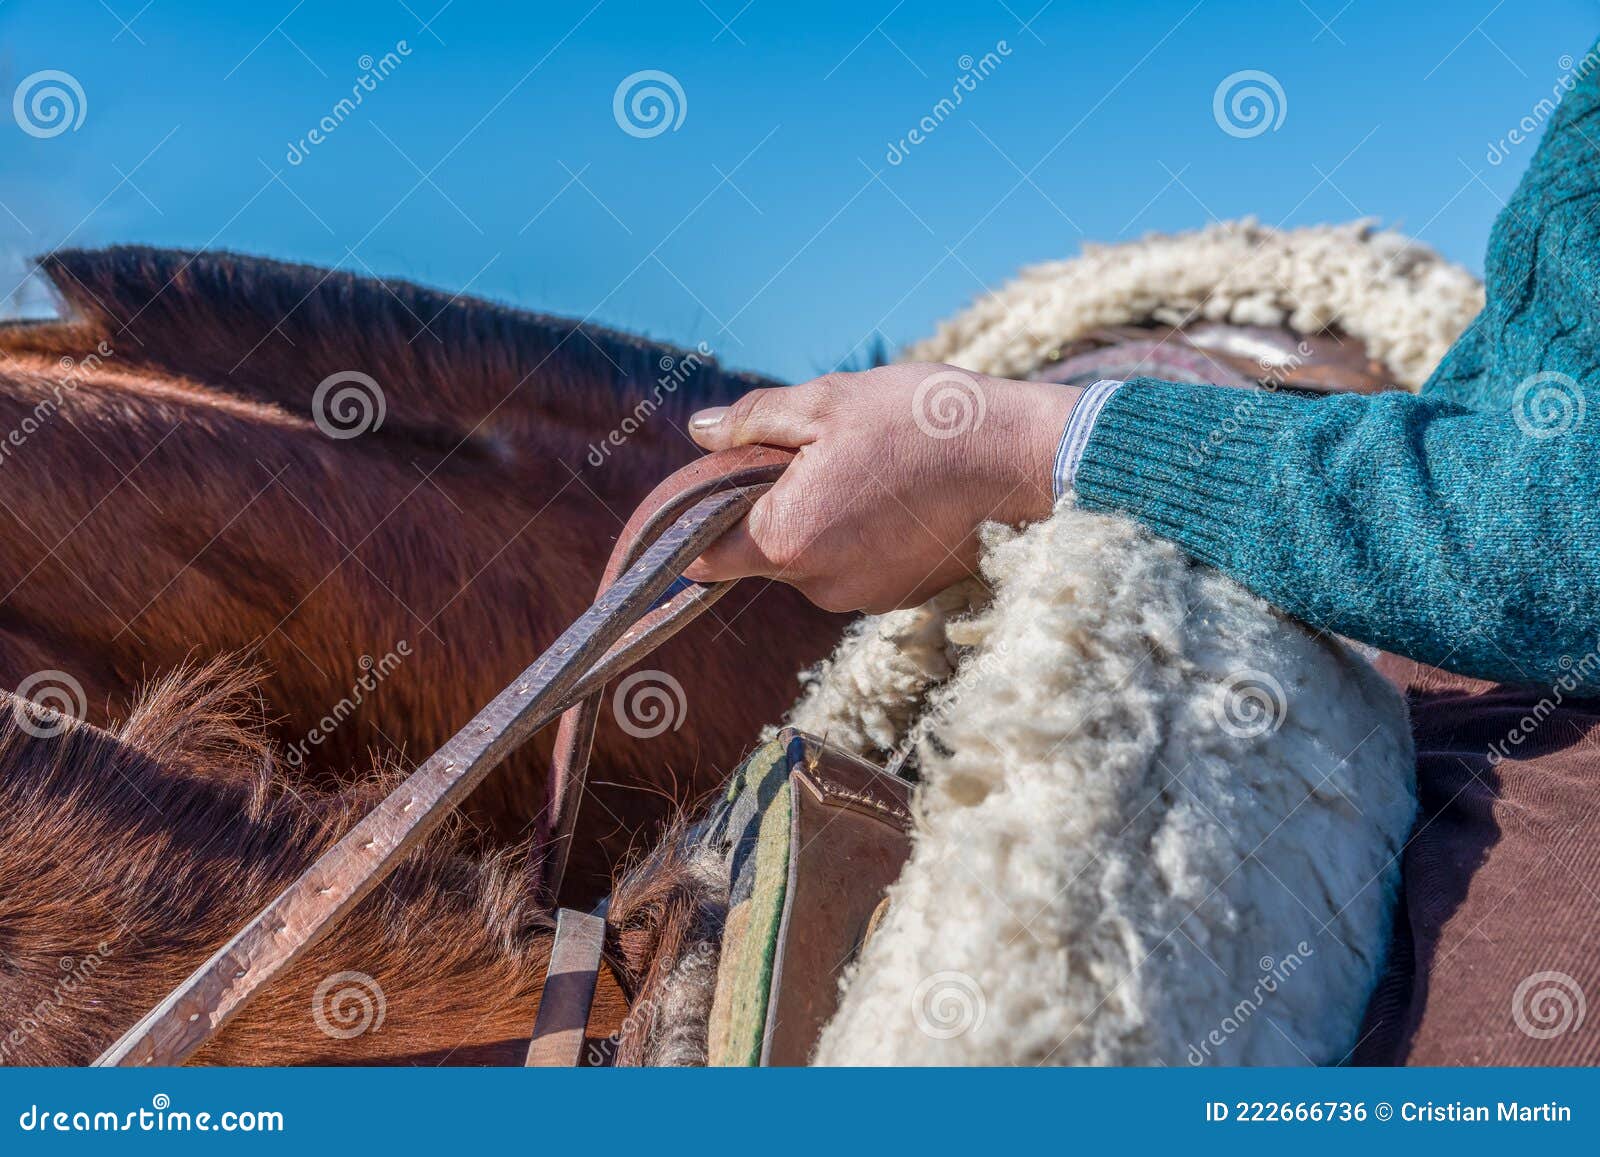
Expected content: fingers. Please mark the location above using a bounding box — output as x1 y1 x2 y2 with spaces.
682 494 782 582
688 377 833 451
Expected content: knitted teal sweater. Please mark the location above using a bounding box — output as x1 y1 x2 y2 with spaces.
1076 56 1600 689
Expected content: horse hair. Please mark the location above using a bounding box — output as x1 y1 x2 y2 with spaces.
0 247 841 895
0 658 712 1065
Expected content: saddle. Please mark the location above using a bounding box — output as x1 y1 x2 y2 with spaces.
525 729 913 1067
97 321 1402 1068
97 444 914 1068
1031 322 1394 394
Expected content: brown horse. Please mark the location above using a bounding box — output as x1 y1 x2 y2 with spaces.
0 248 842 895
1 248 1422 1067
0 661 714 1065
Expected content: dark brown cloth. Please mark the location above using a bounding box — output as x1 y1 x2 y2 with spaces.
1354 654 1600 1065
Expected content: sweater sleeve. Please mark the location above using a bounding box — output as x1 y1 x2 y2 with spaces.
1425 38 1600 413
1073 378 1600 687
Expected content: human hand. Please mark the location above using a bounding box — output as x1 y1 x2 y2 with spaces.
682 363 1079 613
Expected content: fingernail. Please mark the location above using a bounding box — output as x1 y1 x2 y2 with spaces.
689 406 728 432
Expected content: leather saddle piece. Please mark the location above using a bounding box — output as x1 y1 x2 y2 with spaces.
761 732 913 1066
525 908 633 1067
1031 322 1396 395
703 729 913 1066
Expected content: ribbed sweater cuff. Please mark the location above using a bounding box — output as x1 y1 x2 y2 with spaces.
1072 377 1313 570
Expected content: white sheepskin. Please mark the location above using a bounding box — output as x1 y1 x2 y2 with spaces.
907 218 1482 390
784 219 1461 1064
800 505 1416 1066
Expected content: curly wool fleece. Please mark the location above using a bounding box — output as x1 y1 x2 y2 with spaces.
796 505 1416 1065
907 218 1482 390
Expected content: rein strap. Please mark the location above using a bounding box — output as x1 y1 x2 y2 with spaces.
525 908 608 1066
95 447 793 1068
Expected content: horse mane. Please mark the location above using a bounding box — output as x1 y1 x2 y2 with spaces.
0 659 711 1065
0 246 775 471
0 244 840 898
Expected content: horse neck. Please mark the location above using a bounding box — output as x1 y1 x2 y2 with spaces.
0 668 546 1064
0 660 730 1065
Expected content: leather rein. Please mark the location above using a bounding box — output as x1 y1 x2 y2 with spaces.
94 445 794 1068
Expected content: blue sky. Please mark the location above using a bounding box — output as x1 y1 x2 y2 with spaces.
2 0 1598 381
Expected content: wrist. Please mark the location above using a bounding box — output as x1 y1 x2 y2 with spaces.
993 379 1080 524
1051 378 1124 500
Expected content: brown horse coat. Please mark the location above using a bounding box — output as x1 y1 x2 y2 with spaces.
0 660 716 1065
0 248 840 894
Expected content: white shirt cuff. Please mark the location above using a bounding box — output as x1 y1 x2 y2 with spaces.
1052 379 1123 499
